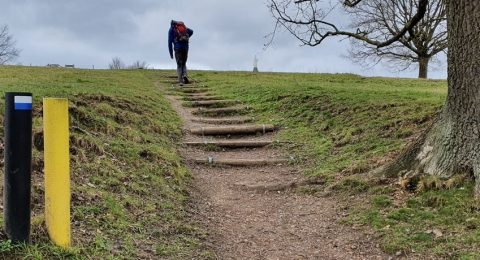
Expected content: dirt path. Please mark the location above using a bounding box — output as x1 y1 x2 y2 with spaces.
160 82 388 260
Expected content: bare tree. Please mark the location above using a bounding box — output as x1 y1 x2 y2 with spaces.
109 57 125 70
268 0 428 48
0 25 20 65
347 0 447 78
269 0 480 198
128 60 149 69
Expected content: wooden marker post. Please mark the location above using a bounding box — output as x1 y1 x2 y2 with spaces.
43 98 70 248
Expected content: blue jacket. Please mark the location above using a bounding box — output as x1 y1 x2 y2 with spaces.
168 24 193 57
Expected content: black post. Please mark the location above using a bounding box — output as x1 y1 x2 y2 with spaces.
4 92 32 243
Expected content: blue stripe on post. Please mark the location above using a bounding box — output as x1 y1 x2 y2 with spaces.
14 103 33 110
14 96 33 111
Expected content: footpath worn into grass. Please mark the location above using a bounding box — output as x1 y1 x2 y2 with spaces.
190 71 480 258
160 79 388 259
0 67 211 259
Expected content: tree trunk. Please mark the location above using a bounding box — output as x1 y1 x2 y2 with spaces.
383 0 480 198
418 57 429 79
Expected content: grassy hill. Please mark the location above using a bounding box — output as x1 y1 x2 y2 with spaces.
191 72 445 178
0 66 211 259
188 71 479 258
0 67 478 258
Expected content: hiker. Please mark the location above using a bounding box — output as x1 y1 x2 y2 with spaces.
168 20 193 85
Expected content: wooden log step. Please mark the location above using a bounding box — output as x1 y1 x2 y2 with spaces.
184 95 224 101
235 179 324 192
189 100 238 107
192 106 249 116
191 117 254 124
184 93 216 99
184 140 273 148
192 157 290 167
190 124 277 136
180 85 208 88
178 88 210 94
186 92 215 96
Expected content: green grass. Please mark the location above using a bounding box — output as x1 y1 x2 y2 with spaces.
356 186 480 258
191 72 444 178
0 66 211 259
2 67 478 258
188 71 479 258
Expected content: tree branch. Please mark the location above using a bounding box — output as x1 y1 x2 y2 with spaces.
270 0 429 48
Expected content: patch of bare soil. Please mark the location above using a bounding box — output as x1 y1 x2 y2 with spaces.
161 83 388 259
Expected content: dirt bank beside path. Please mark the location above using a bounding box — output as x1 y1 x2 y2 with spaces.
159 82 388 259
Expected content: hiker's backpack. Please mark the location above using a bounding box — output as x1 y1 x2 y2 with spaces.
174 22 190 43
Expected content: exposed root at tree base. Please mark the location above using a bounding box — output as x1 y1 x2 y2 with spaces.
373 116 480 198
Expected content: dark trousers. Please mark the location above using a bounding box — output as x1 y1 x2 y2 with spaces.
175 49 188 83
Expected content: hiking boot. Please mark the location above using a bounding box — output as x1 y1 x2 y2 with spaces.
183 76 190 84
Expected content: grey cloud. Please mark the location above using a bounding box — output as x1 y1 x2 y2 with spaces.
0 0 446 78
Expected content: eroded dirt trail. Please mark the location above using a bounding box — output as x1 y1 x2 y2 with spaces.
160 82 387 260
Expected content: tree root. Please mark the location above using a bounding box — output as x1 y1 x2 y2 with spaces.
399 174 469 192
372 115 480 198
374 118 435 179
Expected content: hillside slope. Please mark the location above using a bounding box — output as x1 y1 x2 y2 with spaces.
188 71 479 258
0 67 210 259
1 67 477 258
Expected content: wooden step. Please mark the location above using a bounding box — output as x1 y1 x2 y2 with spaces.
184 95 224 101
191 157 290 166
190 124 277 136
185 92 215 97
188 100 238 108
184 140 273 148
177 88 210 94
180 85 208 89
192 106 249 116
191 117 254 125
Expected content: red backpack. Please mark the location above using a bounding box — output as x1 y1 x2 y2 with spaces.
174 22 190 43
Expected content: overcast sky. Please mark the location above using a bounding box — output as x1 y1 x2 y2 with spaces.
0 0 447 79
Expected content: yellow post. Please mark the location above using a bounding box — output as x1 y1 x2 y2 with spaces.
43 98 70 248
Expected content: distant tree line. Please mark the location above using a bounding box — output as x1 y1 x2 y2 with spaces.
108 57 149 70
